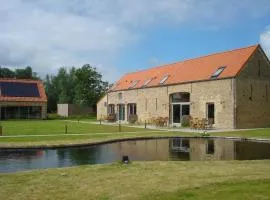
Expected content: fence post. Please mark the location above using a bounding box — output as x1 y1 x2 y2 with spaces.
100 118 102 125
0 125 2 136
145 120 147 129
65 125 67 134
118 121 121 132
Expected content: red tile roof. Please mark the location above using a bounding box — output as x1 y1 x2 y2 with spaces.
110 44 259 92
0 79 47 103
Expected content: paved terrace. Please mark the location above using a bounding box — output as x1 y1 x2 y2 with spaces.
68 120 268 133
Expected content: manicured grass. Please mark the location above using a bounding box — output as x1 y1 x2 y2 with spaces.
0 131 192 147
0 120 151 135
0 160 269 200
0 120 269 147
214 129 270 139
143 179 270 200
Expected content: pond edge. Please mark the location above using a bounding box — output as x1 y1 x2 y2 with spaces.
0 136 270 151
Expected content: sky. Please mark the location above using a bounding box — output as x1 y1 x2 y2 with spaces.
0 0 270 83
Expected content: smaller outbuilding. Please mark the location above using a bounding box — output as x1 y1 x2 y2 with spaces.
57 104 95 117
0 79 47 120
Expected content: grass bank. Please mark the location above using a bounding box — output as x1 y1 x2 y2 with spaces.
0 160 269 200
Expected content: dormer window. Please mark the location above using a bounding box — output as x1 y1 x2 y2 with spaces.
211 66 226 79
129 80 139 89
142 78 152 87
160 74 169 84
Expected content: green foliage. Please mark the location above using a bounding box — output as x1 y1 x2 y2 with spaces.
128 115 138 124
201 131 210 137
181 115 190 127
0 67 15 78
74 64 108 107
0 66 39 79
44 64 108 113
47 113 96 120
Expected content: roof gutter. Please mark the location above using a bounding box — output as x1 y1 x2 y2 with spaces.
108 76 234 93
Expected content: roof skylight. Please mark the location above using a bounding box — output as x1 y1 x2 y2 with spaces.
109 83 118 91
159 74 169 84
142 78 152 87
211 66 226 79
129 80 139 89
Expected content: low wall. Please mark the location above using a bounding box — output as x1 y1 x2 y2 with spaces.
57 104 95 117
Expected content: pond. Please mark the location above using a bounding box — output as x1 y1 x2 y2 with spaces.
0 137 270 173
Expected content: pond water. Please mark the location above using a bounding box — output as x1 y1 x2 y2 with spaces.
0 137 270 173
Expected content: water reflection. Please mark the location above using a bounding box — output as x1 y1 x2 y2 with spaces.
0 138 270 173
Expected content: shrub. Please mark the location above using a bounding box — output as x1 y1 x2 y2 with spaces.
128 115 138 124
181 115 191 127
47 113 66 120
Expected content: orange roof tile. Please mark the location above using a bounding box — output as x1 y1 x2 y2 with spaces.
110 44 259 91
0 79 47 103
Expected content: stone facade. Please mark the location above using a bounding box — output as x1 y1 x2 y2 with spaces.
97 95 107 120
97 78 235 128
97 46 270 129
235 47 270 128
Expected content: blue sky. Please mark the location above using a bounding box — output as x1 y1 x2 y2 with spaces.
0 0 270 83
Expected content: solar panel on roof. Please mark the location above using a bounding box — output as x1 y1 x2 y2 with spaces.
0 82 40 97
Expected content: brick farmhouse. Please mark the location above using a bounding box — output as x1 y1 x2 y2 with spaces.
97 44 270 129
0 79 47 119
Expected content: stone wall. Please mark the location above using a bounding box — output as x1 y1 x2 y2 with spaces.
97 95 107 120
97 78 235 129
235 47 270 128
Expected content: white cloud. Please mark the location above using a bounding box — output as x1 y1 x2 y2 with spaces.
0 0 270 82
260 26 270 57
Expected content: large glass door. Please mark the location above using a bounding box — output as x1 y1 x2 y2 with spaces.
118 104 125 121
181 104 190 119
172 104 190 125
172 104 181 124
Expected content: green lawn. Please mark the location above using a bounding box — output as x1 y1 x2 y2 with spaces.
0 120 270 147
0 161 269 200
0 120 151 135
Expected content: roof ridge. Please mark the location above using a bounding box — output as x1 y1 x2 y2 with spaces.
0 78 41 82
125 44 259 76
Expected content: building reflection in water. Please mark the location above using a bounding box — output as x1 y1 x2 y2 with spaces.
109 138 270 161
1 138 270 173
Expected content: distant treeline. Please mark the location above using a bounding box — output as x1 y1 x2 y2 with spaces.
0 64 109 113
0 66 39 80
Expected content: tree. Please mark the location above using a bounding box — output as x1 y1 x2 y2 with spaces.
0 66 39 79
44 64 108 113
74 64 108 107
15 66 39 79
44 75 59 112
0 67 16 78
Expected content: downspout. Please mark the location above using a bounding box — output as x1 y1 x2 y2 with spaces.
232 78 237 129
106 92 109 116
